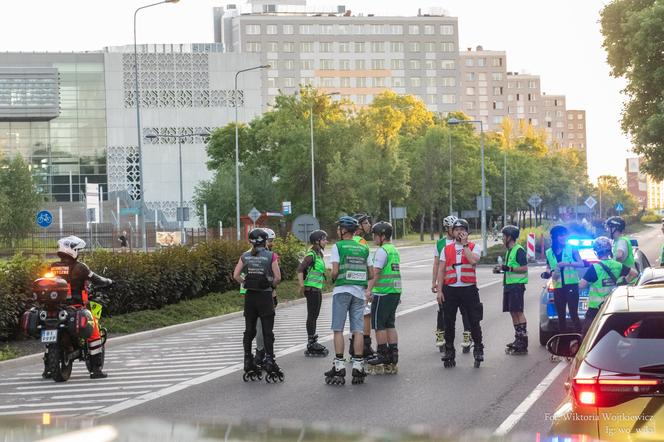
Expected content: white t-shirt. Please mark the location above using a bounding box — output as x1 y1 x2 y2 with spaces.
441 242 480 287
330 243 366 300
371 247 388 270
614 238 629 262
433 237 455 257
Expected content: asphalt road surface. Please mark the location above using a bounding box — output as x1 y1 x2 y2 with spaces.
0 226 661 438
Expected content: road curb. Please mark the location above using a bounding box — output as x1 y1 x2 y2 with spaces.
0 291 333 371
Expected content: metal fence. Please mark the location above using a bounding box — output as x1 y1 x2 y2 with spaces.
1 224 238 256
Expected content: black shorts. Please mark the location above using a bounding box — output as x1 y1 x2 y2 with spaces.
371 294 401 330
244 290 275 318
502 284 525 313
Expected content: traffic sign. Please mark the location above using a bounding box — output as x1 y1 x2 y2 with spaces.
391 206 407 220
476 196 492 211
615 202 624 213
36 210 53 228
528 194 542 208
291 214 320 242
585 196 597 209
248 207 261 223
282 201 292 215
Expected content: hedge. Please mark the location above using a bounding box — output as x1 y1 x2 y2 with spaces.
0 235 305 340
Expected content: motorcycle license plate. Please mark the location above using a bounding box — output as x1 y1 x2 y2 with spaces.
41 329 57 343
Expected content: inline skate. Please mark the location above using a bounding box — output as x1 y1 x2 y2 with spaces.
367 347 389 375
324 358 346 385
473 343 484 368
441 344 456 368
304 334 329 357
243 353 262 382
505 335 528 355
263 355 284 383
351 357 367 384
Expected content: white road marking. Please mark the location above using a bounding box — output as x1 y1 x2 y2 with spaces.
0 399 127 410
4 384 172 395
51 391 150 399
493 361 567 436
0 406 103 416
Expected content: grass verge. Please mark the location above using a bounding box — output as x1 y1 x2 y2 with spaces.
0 345 19 362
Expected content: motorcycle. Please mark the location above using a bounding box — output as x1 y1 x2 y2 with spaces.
20 272 107 382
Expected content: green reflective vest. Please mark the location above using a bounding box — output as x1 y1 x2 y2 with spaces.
545 246 580 288
660 244 664 267
436 237 454 256
335 240 369 287
588 259 624 309
239 248 251 295
612 236 634 268
353 235 368 247
372 243 402 295
303 250 326 289
505 244 528 285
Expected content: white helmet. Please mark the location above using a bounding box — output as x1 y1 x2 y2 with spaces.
263 228 276 240
443 215 458 228
57 235 86 259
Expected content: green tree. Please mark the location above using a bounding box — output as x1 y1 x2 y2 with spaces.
601 0 664 179
0 155 42 246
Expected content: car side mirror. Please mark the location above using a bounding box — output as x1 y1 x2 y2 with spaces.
546 333 582 358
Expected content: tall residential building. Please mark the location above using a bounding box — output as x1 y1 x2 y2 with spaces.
647 177 664 210
506 72 541 129
626 157 648 209
458 46 507 131
216 4 460 112
540 93 567 148
566 109 586 151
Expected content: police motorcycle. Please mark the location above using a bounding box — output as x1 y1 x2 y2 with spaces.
20 237 113 382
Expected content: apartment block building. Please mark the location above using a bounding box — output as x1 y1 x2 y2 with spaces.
540 93 567 148
506 72 542 130
566 109 586 151
626 157 648 209
458 46 507 131
216 4 460 112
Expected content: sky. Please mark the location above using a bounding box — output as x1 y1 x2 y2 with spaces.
0 0 628 182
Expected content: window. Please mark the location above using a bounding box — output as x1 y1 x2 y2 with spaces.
466 87 475 95
557 121 564 128
478 73 486 81
507 94 514 101
371 59 385 70
507 82 515 89
408 25 419 35
371 42 385 52
393 77 405 87
283 25 294 34
339 42 350 53
441 77 456 87
493 116 503 124
568 123 574 130
577 113 584 120
320 42 333 52
529 81 538 89
492 72 503 81
442 94 456 104
267 77 277 88
300 42 313 52
578 123 584 129
493 101 504 110
530 106 538 114
283 77 296 87
440 25 454 35
440 42 455 52
299 25 314 34
338 25 350 34
569 133 576 140
321 78 336 87
320 25 334 35
409 42 421 52
426 77 436 87
301 59 313 70
374 77 386 87
516 93 521 101
339 59 351 70
465 58 473 67
281 60 294 70
424 59 435 70
493 57 503 67
354 42 365 53
424 25 435 35
391 42 404 52
355 59 365 70
428 94 437 104
479 87 487 95
441 60 455 69
266 42 279 52
409 59 421 69
320 59 335 70
266 25 277 35
370 24 384 35
477 58 486 67
466 72 475 81
531 118 539 126
568 113 574 120
424 42 436 52
356 77 367 87
282 42 294 52
340 77 351 88
245 42 261 52
410 77 421 87
465 101 475 110
556 110 564 117
390 25 403 35
246 24 261 35
527 93 533 101
356 95 366 105
391 59 404 69
493 86 503 95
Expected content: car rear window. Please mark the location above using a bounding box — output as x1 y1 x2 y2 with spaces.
586 314 664 374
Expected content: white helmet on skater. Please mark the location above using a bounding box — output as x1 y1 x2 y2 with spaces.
443 215 458 228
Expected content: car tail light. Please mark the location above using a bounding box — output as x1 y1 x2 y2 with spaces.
578 390 596 405
573 374 661 407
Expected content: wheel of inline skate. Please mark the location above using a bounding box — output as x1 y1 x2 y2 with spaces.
243 373 250 382
277 372 284 382
325 377 331 385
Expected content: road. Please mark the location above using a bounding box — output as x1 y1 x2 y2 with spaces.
0 225 661 438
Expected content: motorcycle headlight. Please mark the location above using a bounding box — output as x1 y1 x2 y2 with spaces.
39 310 47 321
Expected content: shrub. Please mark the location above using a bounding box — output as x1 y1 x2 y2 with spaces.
0 254 47 340
640 213 661 224
272 234 306 281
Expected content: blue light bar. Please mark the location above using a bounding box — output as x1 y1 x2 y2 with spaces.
567 238 594 248
568 239 580 246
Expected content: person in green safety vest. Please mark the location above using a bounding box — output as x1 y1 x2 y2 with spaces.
298 229 329 357
605 216 635 280
351 213 375 359
579 236 637 335
541 225 586 333
494 225 529 355
365 221 402 375
324 216 371 385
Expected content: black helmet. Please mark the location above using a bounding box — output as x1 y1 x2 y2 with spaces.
309 230 328 244
353 213 370 224
593 236 612 257
550 225 568 240
248 228 268 246
371 221 393 239
452 219 469 232
501 225 520 241
337 216 359 232
605 216 626 232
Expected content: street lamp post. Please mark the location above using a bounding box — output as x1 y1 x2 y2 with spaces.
447 118 488 256
309 91 339 218
503 148 507 228
448 128 452 215
146 132 208 245
133 0 179 252
234 65 270 241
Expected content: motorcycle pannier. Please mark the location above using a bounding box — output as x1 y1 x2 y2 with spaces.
20 308 40 338
66 308 94 339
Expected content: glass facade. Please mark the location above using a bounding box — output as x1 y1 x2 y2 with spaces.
0 57 107 202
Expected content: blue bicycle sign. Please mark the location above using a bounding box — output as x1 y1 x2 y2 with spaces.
36 210 53 228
